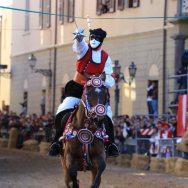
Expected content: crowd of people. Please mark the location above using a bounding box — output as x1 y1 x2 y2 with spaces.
113 114 178 156
0 108 178 157
0 110 54 148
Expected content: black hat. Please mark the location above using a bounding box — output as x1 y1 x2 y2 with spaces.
89 28 107 42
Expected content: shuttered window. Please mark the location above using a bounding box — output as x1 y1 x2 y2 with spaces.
39 0 51 29
59 0 64 24
68 0 75 23
96 0 102 15
108 0 116 13
117 0 124 10
128 0 140 8
96 0 116 15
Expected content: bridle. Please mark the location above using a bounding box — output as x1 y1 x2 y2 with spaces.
81 76 109 120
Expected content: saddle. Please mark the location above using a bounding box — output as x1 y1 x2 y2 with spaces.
60 110 111 146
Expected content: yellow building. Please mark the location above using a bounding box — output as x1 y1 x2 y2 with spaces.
9 0 188 116
0 7 12 111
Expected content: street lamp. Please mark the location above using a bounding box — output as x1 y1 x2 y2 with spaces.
129 61 137 83
112 60 137 116
0 64 11 78
28 53 53 113
28 54 52 77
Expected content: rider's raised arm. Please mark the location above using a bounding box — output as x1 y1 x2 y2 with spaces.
72 28 89 60
103 56 115 88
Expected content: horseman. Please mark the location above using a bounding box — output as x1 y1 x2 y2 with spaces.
49 27 119 157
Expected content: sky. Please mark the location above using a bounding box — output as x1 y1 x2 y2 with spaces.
0 0 12 14
0 0 12 6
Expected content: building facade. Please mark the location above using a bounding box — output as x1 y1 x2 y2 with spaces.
10 0 188 116
0 8 12 111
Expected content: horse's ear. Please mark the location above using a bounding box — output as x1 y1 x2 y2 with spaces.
84 72 91 81
100 72 106 81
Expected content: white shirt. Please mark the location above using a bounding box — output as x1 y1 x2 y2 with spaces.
73 39 115 88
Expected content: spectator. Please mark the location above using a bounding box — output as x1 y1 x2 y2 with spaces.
151 82 158 117
40 90 46 115
20 100 27 116
169 116 177 137
165 146 172 158
174 65 187 103
149 127 159 157
124 115 132 137
177 66 187 91
157 117 173 139
146 81 154 116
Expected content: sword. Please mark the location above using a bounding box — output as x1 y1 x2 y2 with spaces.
86 15 91 30
73 18 85 40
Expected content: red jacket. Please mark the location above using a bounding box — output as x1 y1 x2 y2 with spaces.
76 47 108 75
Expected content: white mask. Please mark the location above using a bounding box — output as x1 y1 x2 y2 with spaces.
90 39 101 49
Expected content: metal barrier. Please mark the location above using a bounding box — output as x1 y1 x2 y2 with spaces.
116 136 182 158
130 114 182 158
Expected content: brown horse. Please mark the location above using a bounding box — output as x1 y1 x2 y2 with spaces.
61 73 109 188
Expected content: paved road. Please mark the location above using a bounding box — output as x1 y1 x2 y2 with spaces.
0 148 188 188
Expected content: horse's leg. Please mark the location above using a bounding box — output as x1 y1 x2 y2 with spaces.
60 156 71 188
91 167 97 184
68 157 79 188
90 158 106 188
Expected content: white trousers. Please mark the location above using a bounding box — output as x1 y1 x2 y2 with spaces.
56 96 113 120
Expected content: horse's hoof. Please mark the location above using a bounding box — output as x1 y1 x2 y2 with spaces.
70 180 79 188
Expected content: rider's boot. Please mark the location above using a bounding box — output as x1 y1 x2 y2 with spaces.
48 135 62 156
48 111 69 156
105 116 120 157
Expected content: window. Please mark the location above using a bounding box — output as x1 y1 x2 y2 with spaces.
96 0 102 15
39 0 51 29
128 0 140 8
59 0 64 24
58 0 74 24
68 0 75 23
96 0 115 15
117 0 124 10
108 0 116 13
25 0 30 32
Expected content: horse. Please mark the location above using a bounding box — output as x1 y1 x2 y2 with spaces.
60 73 109 188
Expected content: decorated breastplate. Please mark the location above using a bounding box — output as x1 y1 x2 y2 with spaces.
62 122 109 145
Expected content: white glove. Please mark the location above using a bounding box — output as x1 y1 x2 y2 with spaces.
73 28 86 42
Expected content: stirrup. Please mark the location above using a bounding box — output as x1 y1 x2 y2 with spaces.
48 142 62 157
108 143 120 158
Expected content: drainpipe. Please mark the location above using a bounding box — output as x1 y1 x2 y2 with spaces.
52 0 58 115
162 0 167 114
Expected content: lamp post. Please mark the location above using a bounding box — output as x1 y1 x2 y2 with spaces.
28 54 52 77
28 54 53 112
112 60 137 117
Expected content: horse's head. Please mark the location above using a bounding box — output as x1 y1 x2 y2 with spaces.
81 72 109 122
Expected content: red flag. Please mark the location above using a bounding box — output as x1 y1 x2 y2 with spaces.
177 94 188 136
